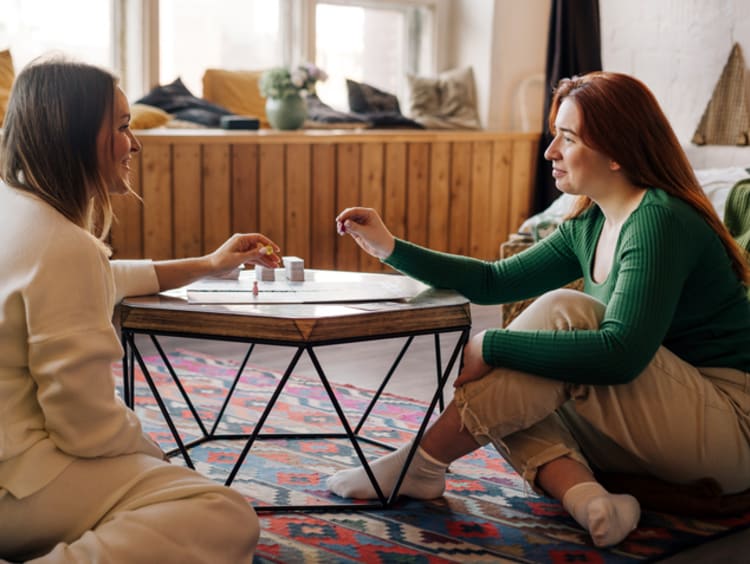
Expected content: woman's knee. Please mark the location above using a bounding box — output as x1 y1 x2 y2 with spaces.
509 289 604 331
209 488 260 551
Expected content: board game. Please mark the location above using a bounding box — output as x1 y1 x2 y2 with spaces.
186 268 427 304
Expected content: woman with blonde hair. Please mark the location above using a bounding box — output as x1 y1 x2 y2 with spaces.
329 71 750 548
0 58 279 562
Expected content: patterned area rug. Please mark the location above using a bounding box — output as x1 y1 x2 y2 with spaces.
117 349 750 563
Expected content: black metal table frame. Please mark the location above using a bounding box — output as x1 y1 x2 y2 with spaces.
121 324 469 512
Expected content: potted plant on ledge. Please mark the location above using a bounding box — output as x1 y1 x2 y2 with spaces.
259 63 328 130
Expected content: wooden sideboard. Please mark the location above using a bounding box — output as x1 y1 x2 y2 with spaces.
110 129 539 272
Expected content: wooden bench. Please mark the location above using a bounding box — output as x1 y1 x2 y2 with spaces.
110 129 539 272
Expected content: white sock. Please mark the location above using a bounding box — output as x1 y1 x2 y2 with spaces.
562 481 641 547
327 443 448 500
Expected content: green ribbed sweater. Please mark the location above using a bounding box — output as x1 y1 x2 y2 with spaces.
385 189 750 385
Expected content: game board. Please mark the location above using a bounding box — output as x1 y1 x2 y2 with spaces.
186 269 427 304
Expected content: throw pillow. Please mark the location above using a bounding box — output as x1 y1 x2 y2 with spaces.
130 103 172 129
407 66 481 130
136 77 233 127
305 93 370 128
0 49 15 126
345 79 423 129
202 68 269 128
724 178 750 256
347 79 401 113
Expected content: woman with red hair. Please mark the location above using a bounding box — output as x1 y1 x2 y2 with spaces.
329 71 750 548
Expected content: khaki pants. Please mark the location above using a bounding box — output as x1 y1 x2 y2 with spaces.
454 289 750 495
0 453 259 563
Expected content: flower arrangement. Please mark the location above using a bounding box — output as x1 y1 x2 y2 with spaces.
259 63 328 99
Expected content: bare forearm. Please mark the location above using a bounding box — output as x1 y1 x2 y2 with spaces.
152 232 281 292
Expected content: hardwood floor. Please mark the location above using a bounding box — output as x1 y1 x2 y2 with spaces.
133 303 748 560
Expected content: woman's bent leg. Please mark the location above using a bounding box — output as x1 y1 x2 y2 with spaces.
0 454 259 564
327 289 606 502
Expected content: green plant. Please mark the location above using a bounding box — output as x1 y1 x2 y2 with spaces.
259 63 328 99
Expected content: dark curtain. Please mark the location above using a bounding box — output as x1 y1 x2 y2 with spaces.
532 0 602 213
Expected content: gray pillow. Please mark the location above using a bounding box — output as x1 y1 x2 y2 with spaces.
305 94 370 126
407 67 482 130
345 79 423 129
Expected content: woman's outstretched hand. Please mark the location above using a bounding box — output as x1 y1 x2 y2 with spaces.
208 233 281 276
335 207 396 259
153 233 281 292
454 331 492 388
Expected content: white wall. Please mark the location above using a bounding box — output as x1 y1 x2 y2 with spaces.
600 0 750 149
455 0 750 164
447 0 494 128
449 0 549 130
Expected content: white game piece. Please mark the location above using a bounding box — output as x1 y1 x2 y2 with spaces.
283 256 305 281
255 265 275 281
212 267 241 280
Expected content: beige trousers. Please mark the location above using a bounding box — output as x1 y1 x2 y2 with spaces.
454 289 750 495
0 453 259 563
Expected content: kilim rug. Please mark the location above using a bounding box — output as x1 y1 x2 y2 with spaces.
115 348 750 563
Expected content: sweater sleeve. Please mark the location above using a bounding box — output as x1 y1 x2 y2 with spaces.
383 233 582 305
111 259 160 303
24 229 163 459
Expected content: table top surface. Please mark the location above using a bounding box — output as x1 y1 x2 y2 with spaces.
119 270 471 343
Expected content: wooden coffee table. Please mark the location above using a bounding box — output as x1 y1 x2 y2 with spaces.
119 270 471 511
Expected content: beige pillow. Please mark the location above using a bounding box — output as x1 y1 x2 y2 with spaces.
407 66 481 130
0 49 15 126
202 68 269 128
130 103 172 129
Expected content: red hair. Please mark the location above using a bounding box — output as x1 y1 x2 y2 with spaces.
549 71 749 284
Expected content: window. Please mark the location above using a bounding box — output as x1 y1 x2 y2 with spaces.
313 1 436 110
0 0 443 110
0 0 114 71
153 0 440 108
158 0 286 97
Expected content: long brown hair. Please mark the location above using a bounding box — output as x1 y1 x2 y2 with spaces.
0 57 117 245
549 71 749 284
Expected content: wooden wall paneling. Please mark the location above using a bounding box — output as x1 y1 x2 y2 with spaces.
406 142 430 249
359 142 385 273
231 144 259 234
285 144 312 261
201 144 232 254
509 139 536 237
110 152 143 258
172 143 202 258
335 143 361 271
468 141 493 259
489 140 513 258
258 144 286 250
310 144 336 269
448 142 472 256
427 141 450 252
141 144 173 260
383 141 407 247
108 132 541 268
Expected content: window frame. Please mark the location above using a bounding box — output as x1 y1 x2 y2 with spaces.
304 0 446 75
116 0 447 100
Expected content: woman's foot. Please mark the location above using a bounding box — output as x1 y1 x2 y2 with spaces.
562 481 641 547
327 443 448 500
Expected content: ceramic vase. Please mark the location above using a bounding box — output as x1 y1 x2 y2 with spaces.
265 94 307 130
